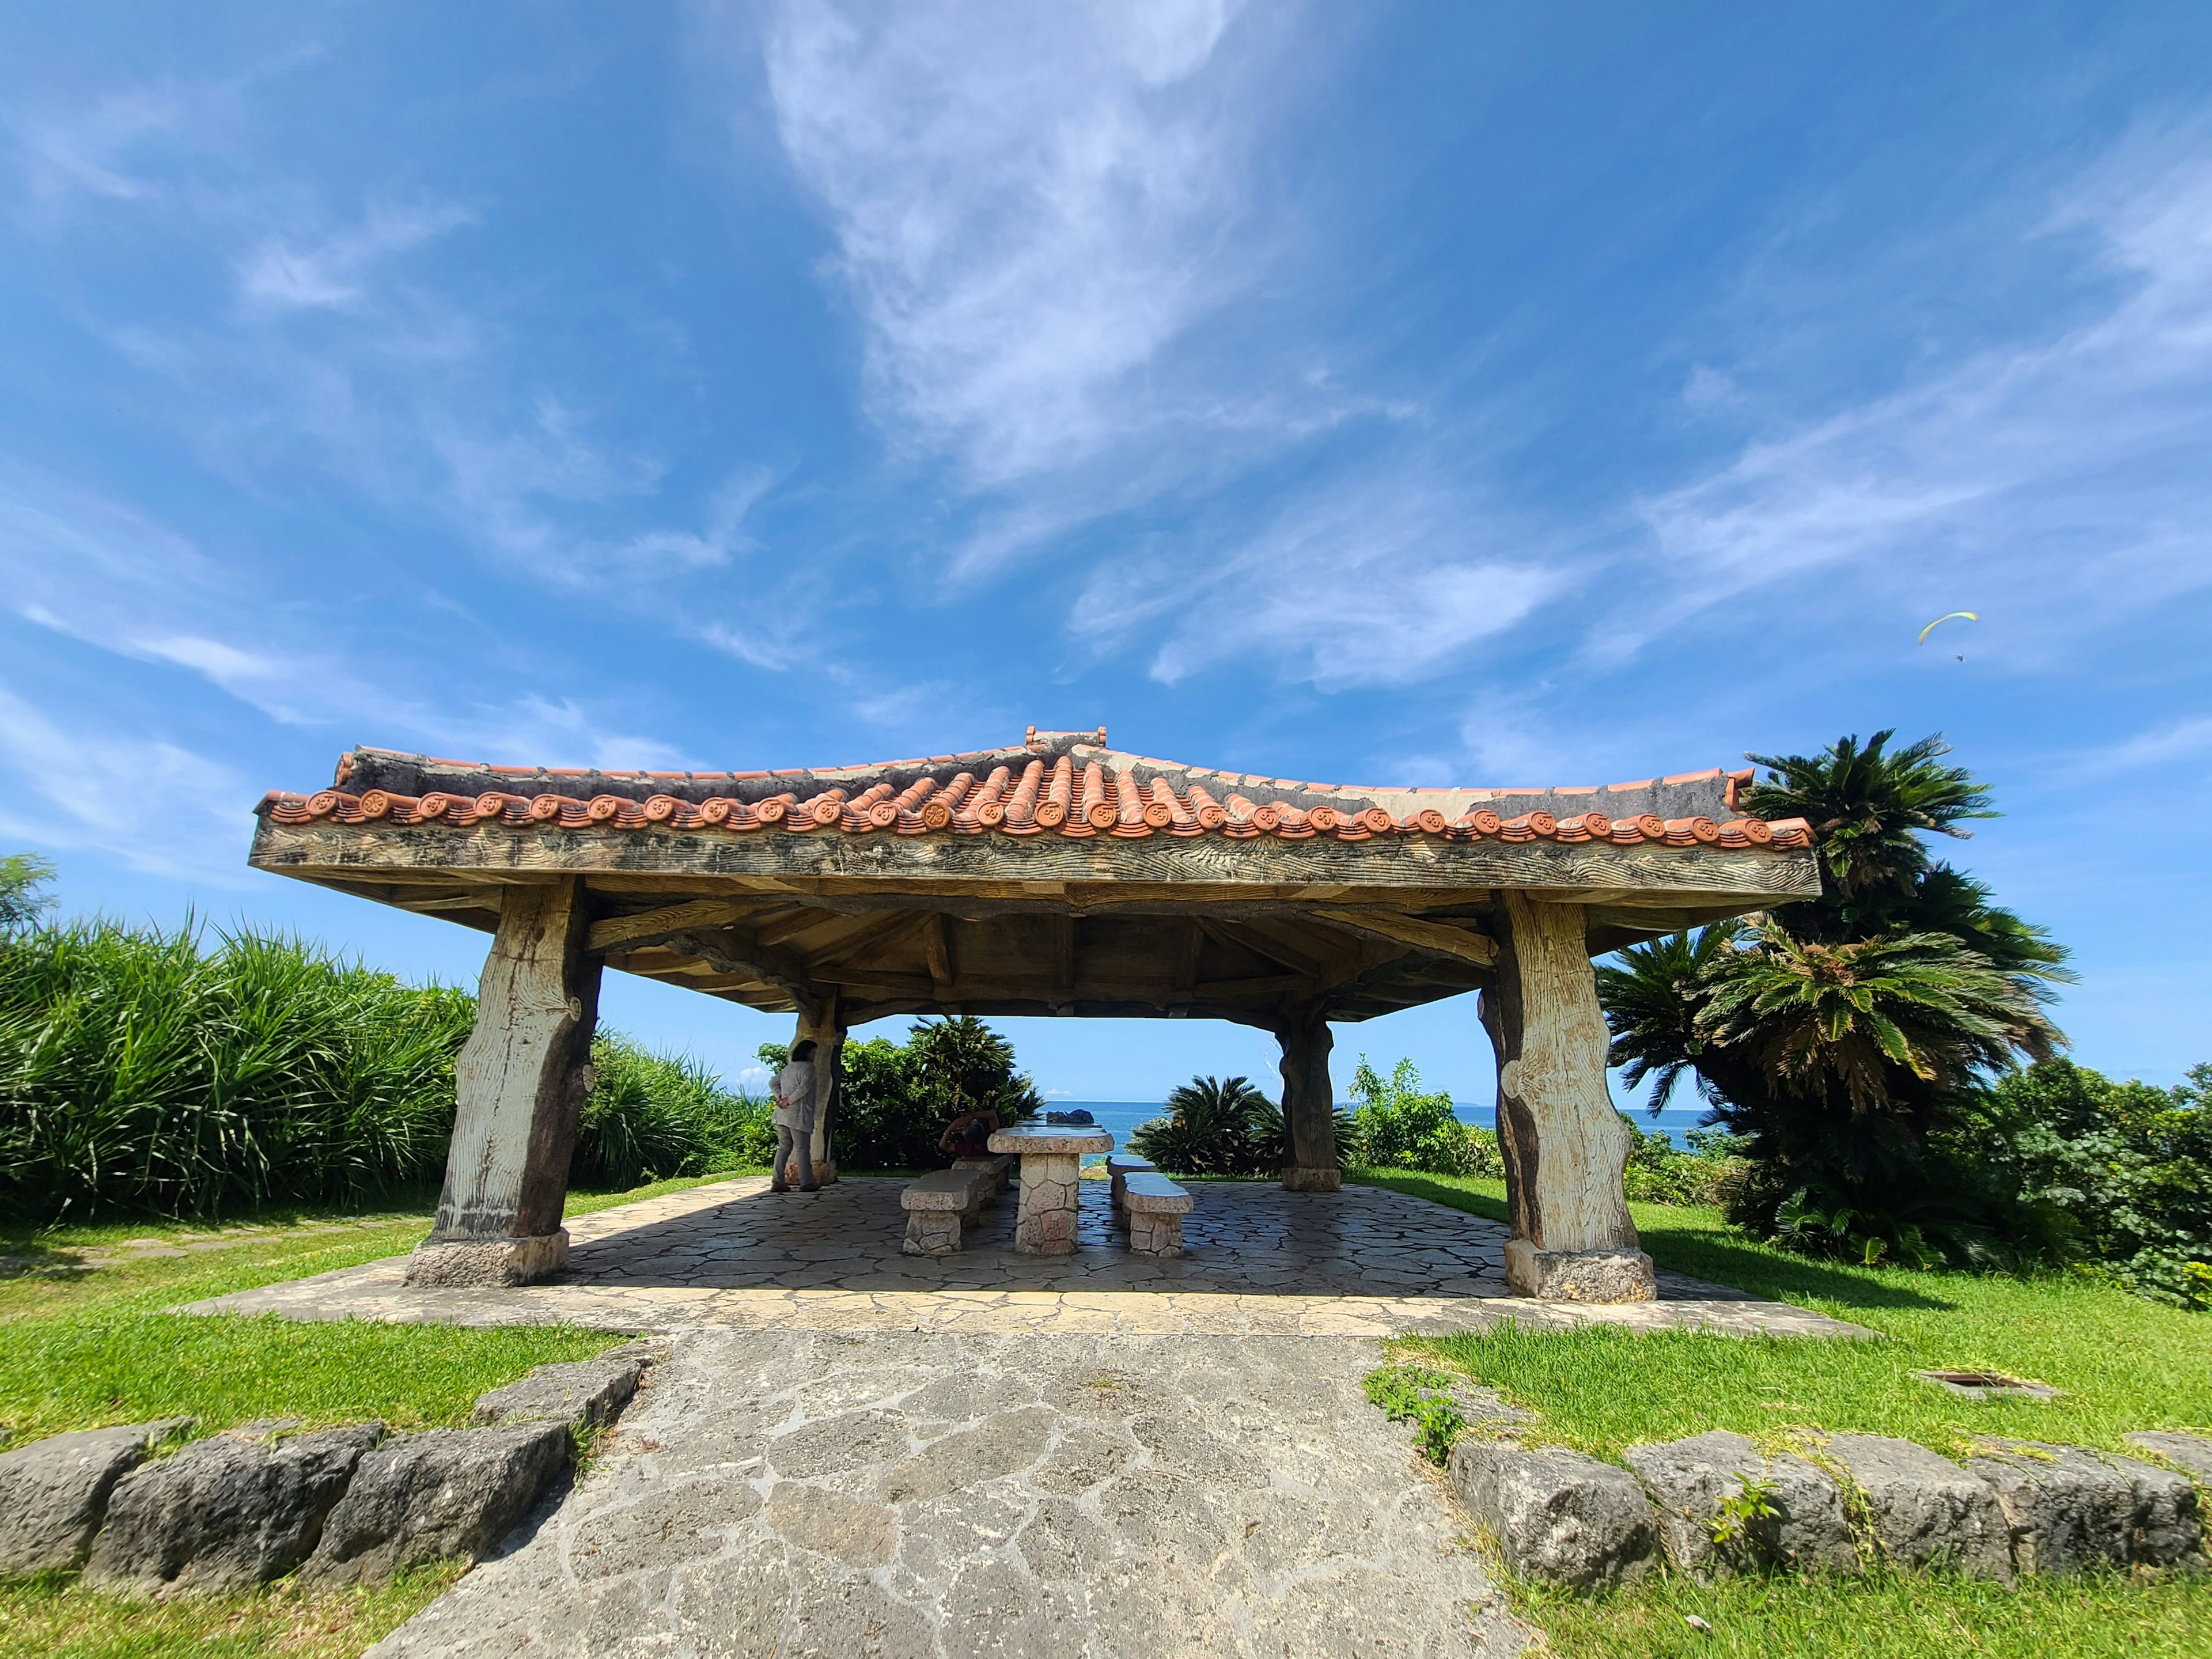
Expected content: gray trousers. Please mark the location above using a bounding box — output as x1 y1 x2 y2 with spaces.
773 1124 815 1189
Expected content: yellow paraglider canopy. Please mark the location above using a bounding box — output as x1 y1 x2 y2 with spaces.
1917 611 1979 645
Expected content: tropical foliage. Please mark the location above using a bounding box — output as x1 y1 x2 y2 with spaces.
1346 1056 1498 1177
571 1033 772 1189
1956 1059 2212 1308
1130 1074 1282 1175
0 908 772 1221
1597 730 2076 1268
0 854 55 934
0 916 476 1220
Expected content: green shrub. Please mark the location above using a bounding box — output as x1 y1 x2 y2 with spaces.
0 911 768 1220
1347 1056 1496 1177
572 1033 771 1188
1955 1059 2212 1306
1130 1075 1278 1175
1620 1119 1741 1207
0 854 55 934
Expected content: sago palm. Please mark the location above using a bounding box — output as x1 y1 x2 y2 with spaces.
1744 730 1992 925
1596 921 1750 1112
1695 922 2063 1116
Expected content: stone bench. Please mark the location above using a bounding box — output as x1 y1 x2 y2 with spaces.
1105 1154 1155 1212
1120 1172 1193 1257
901 1167 997 1255
952 1152 1017 1195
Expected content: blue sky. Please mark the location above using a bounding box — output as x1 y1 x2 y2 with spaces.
5 2 2210 1104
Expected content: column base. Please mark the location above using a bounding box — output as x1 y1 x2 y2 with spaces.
1280 1165 1343 1194
1503 1238 1656 1302
403 1229 570 1288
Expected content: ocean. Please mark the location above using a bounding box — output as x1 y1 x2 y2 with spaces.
1044 1100 1717 1164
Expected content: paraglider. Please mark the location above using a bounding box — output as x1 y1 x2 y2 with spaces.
1916 611 1978 646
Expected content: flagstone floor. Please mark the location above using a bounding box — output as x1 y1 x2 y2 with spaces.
186 1176 1870 1340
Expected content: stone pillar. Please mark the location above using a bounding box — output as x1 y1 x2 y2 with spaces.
406 879 599 1287
790 993 844 1185
1479 890 1654 1302
1013 1153 1081 1253
1277 1007 1341 1193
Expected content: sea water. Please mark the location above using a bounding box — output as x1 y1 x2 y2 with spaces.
1047 1100 1719 1167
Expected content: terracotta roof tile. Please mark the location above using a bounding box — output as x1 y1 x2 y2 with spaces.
261 734 1816 855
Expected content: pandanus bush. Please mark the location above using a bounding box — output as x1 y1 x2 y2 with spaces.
0 917 474 1220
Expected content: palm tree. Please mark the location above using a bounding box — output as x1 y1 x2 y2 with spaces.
1744 730 1992 933
1596 921 1754 1114
1131 1074 1274 1175
1696 923 2063 1118
1594 730 2070 1249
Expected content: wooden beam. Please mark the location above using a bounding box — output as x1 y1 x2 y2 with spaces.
661 926 824 1020
1310 907 1499 967
251 818 1823 902
585 899 768 955
391 891 504 915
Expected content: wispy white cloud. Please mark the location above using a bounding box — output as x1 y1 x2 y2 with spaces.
6 85 190 204
238 201 477 311
763 0 1253 491
2073 714 2212 777
0 468 701 773
0 680 253 883
1073 463 1563 690
1626 136 2212 654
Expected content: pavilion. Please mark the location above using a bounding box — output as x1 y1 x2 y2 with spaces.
247 726 1817 1302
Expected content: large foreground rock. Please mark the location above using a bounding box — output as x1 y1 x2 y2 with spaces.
82 1423 383 1597
471 1350 652 1433
1961 1441 2199 1574
1449 1440 1656 1589
0 1418 192 1575
1822 1434 2011 1582
304 1422 573 1588
2127 1431 2212 1481
1625 1430 1858 1581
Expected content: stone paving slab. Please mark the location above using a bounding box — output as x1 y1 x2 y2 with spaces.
183 1177 1871 1342
365 1328 1531 1659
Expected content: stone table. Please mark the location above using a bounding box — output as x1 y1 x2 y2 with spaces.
988 1123 1112 1255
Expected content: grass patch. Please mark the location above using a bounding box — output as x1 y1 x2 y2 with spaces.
0 1177 735 1654
1354 1171 2212 1658
1353 1169 2212 1460
1514 1566 2212 1658
0 1175 737 1445
0 1564 462 1658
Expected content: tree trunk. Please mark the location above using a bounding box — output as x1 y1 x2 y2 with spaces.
406 879 600 1287
1479 891 1654 1301
1277 1008 1340 1192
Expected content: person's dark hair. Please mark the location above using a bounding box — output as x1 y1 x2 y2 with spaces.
791 1039 817 1061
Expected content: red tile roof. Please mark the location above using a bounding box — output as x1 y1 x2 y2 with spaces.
257 730 1810 851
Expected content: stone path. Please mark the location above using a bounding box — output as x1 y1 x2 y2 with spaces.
366 1328 1529 1659
186 1177 1871 1340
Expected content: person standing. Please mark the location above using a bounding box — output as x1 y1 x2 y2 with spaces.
771 1040 820 1192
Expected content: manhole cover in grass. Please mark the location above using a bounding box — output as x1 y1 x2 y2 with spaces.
1914 1369 2059 1401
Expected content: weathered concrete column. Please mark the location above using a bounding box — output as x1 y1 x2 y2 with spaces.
790 992 844 1185
1479 890 1654 1302
406 879 600 1288
1277 1007 1341 1193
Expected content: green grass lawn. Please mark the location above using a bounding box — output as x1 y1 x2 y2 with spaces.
1351 1169 2212 1659
0 1174 743 1658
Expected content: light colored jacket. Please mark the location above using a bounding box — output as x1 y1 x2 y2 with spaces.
772 1060 817 1131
